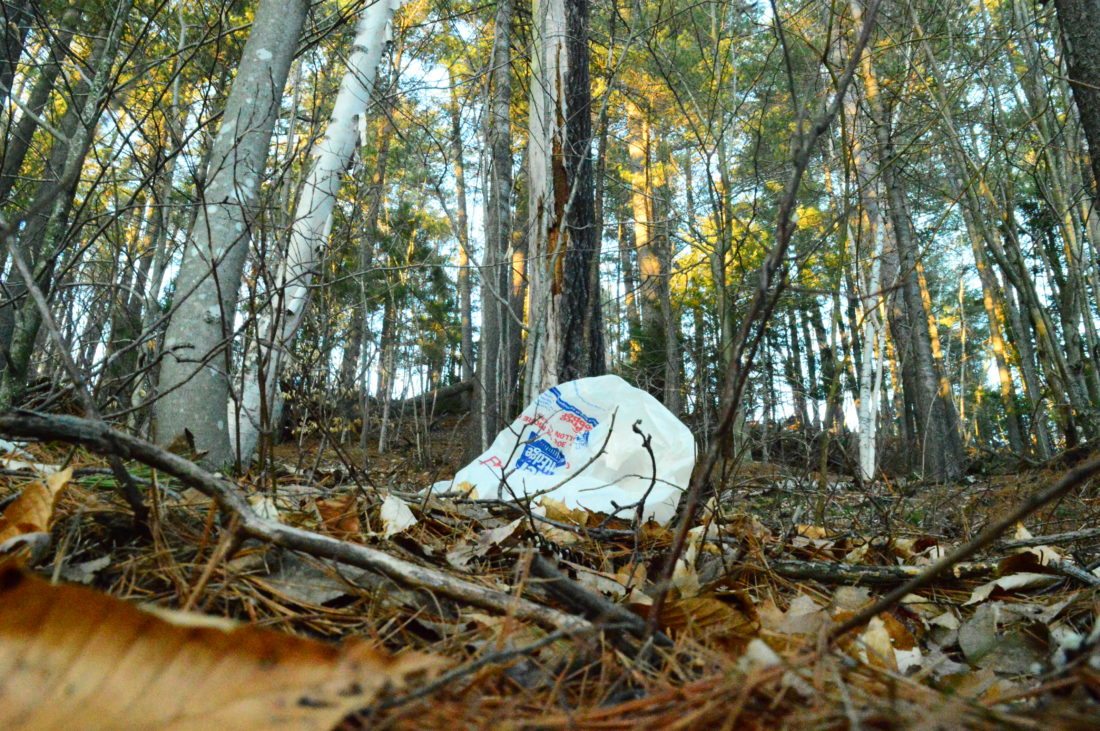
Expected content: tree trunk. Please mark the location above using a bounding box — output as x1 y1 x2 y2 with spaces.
523 0 603 401
1053 0 1100 211
449 74 474 409
881 124 966 481
476 0 513 448
155 0 306 465
234 0 397 463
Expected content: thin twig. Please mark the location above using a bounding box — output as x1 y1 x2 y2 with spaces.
649 0 884 640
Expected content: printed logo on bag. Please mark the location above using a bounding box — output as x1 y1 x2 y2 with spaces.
516 436 566 475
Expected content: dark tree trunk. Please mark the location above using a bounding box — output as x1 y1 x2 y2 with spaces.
477 0 513 447
558 0 604 381
1054 0 1100 208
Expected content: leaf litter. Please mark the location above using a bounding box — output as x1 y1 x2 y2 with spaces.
0 427 1098 729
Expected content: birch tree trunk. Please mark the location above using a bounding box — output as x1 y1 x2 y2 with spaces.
881 124 966 481
233 0 398 463
844 0 888 482
449 74 473 406
155 0 307 465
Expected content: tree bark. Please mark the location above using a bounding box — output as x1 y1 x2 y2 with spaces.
1053 0 1100 211
523 0 603 401
155 0 307 465
881 124 966 481
476 0 514 449
449 74 473 409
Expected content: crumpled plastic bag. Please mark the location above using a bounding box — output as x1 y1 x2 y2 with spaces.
433 375 695 524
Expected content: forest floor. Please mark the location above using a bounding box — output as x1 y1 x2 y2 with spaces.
2 416 1099 729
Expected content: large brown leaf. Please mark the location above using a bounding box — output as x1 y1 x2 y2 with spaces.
0 561 438 730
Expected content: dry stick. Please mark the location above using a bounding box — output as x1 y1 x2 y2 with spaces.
1049 558 1100 588
1000 525 1100 550
767 558 995 586
1 234 148 528
0 411 591 634
828 454 1100 641
647 0 883 638
528 553 673 649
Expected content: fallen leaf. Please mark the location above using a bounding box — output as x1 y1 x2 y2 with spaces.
959 603 999 664
248 493 280 521
831 586 872 612
568 562 629 597
737 638 782 673
0 561 439 730
446 517 524 570
771 594 827 636
379 494 417 538
0 468 73 548
858 617 898 671
977 619 1049 674
658 596 758 652
315 491 360 540
537 496 590 526
963 572 1060 605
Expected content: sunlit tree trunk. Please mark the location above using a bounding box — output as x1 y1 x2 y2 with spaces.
881 121 966 481
449 74 473 406
234 0 396 462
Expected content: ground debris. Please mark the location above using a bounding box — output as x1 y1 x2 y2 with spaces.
1 429 1098 729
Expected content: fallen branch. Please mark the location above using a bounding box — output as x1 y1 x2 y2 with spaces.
0 411 590 634
1049 558 1100 588
828 454 1100 641
999 525 1100 550
766 558 995 586
529 554 673 650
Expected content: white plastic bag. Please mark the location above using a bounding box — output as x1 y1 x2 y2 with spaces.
434 375 695 524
